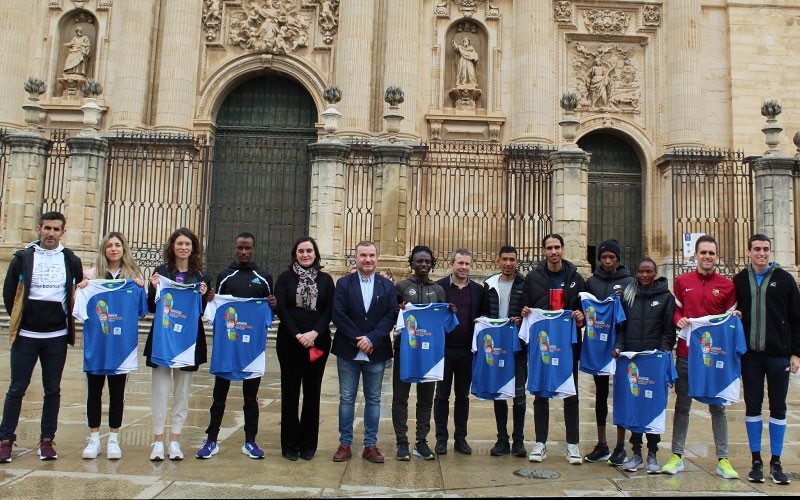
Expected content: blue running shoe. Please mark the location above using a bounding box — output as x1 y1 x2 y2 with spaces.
242 441 265 459
196 440 218 459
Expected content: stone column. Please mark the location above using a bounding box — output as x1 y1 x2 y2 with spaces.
510 0 554 144
655 154 677 283
308 140 350 272
549 149 591 275
664 0 703 149
753 156 797 274
62 135 109 260
0 0 32 128
334 0 376 137
1 133 50 246
371 143 411 266
383 1 420 140
154 0 203 132
108 0 158 129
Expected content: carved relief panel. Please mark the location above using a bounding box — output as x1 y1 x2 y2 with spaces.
569 42 642 114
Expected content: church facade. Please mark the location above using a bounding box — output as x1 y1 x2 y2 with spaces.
0 0 798 281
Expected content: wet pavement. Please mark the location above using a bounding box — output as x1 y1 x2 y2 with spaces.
1 334 799 498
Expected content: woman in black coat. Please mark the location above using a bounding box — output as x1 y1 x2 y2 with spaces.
274 236 335 461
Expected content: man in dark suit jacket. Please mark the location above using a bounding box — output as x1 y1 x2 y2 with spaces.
433 248 484 456
331 241 395 464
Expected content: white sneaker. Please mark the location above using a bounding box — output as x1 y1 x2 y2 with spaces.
567 444 582 465
528 442 547 462
168 441 184 461
107 439 122 460
150 441 165 461
82 436 101 459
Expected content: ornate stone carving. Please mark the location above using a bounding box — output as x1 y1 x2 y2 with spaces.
203 0 222 41
571 43 641 113
229 0 311 54
97 0 113 8
642 5 661 27
435 2 450 18
317 0 339 44
72 0 87 8
486 0 500 20
554 1 572 23
583 9 630 35
48 0 63 9
449 87 481 108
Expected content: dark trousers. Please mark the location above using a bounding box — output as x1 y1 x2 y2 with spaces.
86 373 127 429
392 339 435 445
533 356 579 444
279 351 328 454
593 374 610 426
433 346 472 442
205 375 260 443
741 351 790 419
630 432 660 454
0 335 68 441
493 349 527 442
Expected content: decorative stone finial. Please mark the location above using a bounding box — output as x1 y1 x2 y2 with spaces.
761 99 782 120
81 78 103 98
793 131 800 156
560 91 579 112
24 77 47 99
322 85 342 105
384 86 405 107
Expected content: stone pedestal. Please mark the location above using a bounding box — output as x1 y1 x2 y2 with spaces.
63 135 109 262
752 155 797 275
308 141 350 272
549 149 591 276
448 87 482 111
2 134 50 245
372 143 412 259
57 75 86 101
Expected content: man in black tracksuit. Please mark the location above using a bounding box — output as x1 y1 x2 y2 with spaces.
522 234 586 464
482 246 528 457
197 232 275 459
733 234 800 485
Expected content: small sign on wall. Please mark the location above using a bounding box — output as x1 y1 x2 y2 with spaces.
683 233 705 266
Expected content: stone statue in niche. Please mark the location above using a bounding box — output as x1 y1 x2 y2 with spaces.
63 26 91 76
572 43 640 113
452 37 479 87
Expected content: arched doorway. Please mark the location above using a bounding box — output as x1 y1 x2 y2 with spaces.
206 75 317 275
577 132 643 271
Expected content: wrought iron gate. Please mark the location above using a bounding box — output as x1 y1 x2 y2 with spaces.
669 148 753 278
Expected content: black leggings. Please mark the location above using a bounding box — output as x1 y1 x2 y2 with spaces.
593 374 610 426
86 373 127 429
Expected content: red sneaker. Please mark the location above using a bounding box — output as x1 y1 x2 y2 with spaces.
38 438 58 461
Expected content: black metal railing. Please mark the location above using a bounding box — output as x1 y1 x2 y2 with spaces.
409 141 554 272
42 129 70 214
103 131 212 277
669 148 753 278
343 140 376 267
0 128 8 222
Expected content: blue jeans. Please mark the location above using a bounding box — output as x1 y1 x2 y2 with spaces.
337 356 386 447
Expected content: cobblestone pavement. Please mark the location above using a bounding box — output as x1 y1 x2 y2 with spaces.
1 336 799 498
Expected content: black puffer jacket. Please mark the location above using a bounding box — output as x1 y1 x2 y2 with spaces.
481 273 526 319
585 266 634 300
614 277 676 353
523 259 585 311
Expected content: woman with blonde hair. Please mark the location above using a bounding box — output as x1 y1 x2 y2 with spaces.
79 232 144 460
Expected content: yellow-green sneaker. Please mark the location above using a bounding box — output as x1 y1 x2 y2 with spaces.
661 454 684 475
716 458 739 479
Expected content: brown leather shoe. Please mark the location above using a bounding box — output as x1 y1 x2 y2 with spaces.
362 445 385 463
332 444 352 462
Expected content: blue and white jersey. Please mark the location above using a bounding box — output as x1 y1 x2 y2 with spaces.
579 292 626 376
73 279 147 375
678 313 747 405
395 303 459 383
519 309 577 398
204 295 274 381
471 317 521 400
613 350 677 434
151 276 203 368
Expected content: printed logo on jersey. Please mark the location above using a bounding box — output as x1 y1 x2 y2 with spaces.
538 330 551 364
651 300 660 307
161 292 188 334
483 334 495 366
628 362 640 396
223 303 260 342
700 331 713 366
251 278 260 284
407 314 418 348
94 299 125 336
712 288 720 296
585 306 596 339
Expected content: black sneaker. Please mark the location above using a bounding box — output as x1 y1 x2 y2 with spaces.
490 439 510 456
748 460 764 483
584 443 611 463
413 441 435 460
770 462 791 485
607 445 627 466
396 443 411 461
435 440 448 456
454 439 472 455
511 440 527 457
